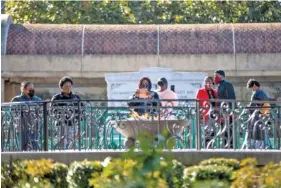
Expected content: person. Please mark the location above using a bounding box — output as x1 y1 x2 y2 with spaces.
51 76 81 101
214 70 236 148
196 77 218 121
246 79 269 149
128 77 160 115
214 70 236 101
11 81 41 102
11 82 42 150
51 76 81 149
157 77 178 106
196 77 218 148
157 77 178 117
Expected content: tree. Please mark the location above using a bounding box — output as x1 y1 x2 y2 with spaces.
5 0 281 24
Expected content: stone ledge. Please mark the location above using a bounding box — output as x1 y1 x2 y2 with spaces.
2 150 281 165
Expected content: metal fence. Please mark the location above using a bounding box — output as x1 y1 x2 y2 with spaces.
1 99 281 152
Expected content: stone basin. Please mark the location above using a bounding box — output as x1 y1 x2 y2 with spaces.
113 119 189 148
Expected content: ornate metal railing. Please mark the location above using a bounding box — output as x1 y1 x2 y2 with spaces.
1 99 281 152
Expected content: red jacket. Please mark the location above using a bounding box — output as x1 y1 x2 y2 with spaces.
195 88 218 120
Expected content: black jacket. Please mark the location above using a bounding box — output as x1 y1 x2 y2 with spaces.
51 92 81 126
128 91 160 115
217 80 236 100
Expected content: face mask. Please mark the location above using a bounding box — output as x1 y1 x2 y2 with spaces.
214 75 221 85
28 89 35 97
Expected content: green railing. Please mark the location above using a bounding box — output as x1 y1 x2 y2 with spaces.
1 99 281 151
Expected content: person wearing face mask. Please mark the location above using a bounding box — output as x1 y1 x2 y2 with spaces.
128 77 159 115
11 82 42 102
214 70 236 148
214 70 236 102
196 77 218 148
11 82 41 150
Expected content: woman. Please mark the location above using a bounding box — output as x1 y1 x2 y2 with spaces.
51 76 81 149
128 77 159 115
195 77 218 148
196 77 218 121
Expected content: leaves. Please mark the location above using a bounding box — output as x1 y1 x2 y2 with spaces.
5 1 281 24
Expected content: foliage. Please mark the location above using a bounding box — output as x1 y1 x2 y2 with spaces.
46 163 69 188
1 159 27 188
190 179 231 188
199 158 240 170
260 162 281 188
5 0 281 24
67 159 103 188
183 165 233 185
231 158 259 188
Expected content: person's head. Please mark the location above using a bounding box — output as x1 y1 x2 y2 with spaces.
204 76 214 90
157 77 168 92
247 79 260 92
138 77 152 90
59 76 73 94
21 82 35 98
214 70 225 85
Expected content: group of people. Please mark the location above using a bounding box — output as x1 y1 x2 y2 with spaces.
11 76 80 103
10 70 271 149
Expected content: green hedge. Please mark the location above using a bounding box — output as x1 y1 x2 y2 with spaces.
2 157 281 188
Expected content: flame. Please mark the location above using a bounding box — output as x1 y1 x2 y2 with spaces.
130 111 160 120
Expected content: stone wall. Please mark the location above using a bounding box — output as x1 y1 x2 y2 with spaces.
1 15 281 102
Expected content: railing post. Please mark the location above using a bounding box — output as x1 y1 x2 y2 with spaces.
78 101 81 151
43 102 48 151
196 100 201 150
232 100 236 150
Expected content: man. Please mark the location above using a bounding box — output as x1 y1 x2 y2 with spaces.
11 82 41 150
246 79 269 149
214 70 236 148
157 77 178 118
11 82 41 102
51 76 81 149
214 70 236 101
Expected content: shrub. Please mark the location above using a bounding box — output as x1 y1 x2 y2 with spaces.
199 158 240 170
183 165 233 187
259 162 281 188
45 163 69 188
165 160 185 188
1 159 27 188
24 158 54 177
67 160 103 188
231 158 259 188
89 158 169 188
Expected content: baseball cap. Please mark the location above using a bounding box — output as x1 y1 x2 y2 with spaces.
157 77 168 85
215 70 225 77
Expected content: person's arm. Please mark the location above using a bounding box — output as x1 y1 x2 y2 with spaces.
172 92 178 106
127 94 139 107
226 83 236 100
11 96 19 102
